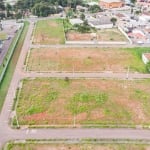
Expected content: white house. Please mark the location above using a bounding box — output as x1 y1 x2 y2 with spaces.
87 2 99 6
139 14 150 23
142 53 150 64
69 19 83 25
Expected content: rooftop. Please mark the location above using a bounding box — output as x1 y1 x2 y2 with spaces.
69 19 83 25
88 16 112 25
100 0 122 3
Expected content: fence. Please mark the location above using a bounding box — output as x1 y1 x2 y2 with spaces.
66 40 128 45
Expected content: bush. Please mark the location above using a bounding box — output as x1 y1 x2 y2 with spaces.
146 62 150 72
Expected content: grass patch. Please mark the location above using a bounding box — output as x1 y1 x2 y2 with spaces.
33 19 65 44
68 91 108 114
15 78 150 126
97 28 128 41
0 22 29 111
6 142 150 150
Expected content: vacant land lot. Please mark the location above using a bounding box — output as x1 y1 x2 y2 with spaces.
33 19 65 44
7 143 150 150
97 28 127 41
27 47 146 72
16 78 150 126
66 28 127 42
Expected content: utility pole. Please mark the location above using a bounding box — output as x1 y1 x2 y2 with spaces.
73 114 76 127
126 66 130 79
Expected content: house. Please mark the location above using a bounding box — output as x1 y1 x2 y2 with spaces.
139 13 150 23
142 53 150 64
69 19 83 25
128 29 146 40
76 5 88 12
88 16 113 29
87 2 99 6
99 0 124 9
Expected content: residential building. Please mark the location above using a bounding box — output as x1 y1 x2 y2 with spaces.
88 16 113 29
99 0 124 9
69 19 83 25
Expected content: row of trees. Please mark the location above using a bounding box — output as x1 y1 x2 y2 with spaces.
0 0 12 19
0 0 85 19
32 3 63 17
14 0 84 17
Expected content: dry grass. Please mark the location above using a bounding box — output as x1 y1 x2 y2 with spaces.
97 28 127 41
27 47 146 72
66 28 127 42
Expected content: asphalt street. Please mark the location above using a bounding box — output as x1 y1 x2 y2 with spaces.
0 37 13 65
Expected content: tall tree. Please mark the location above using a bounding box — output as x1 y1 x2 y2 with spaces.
0 0 5 19
111 17 117 26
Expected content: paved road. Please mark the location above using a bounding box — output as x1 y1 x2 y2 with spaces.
1 128 150 144
0 37 13 65
30 43 150 49
1 19 150 148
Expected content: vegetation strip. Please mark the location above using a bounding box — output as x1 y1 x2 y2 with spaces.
0 21 29 111
5 139 150 150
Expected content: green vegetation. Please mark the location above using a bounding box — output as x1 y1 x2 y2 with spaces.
110 17 117 26
14 0 84 17
127 47 150 73
15 78 150 126
68 91 108 114
0 21 29 111
64 19 94 34
146 62 150 72
88 4 102 13
32 3 62 17
33 19 65 44
63 19 73 33
6 142 150 150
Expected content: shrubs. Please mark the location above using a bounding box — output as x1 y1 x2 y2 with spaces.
146 62 150 73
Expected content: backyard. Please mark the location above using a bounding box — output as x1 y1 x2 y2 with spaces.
32 19 65 44
26 47 146 73
16 78 150 127
66 28 127 42
97 28 128 41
